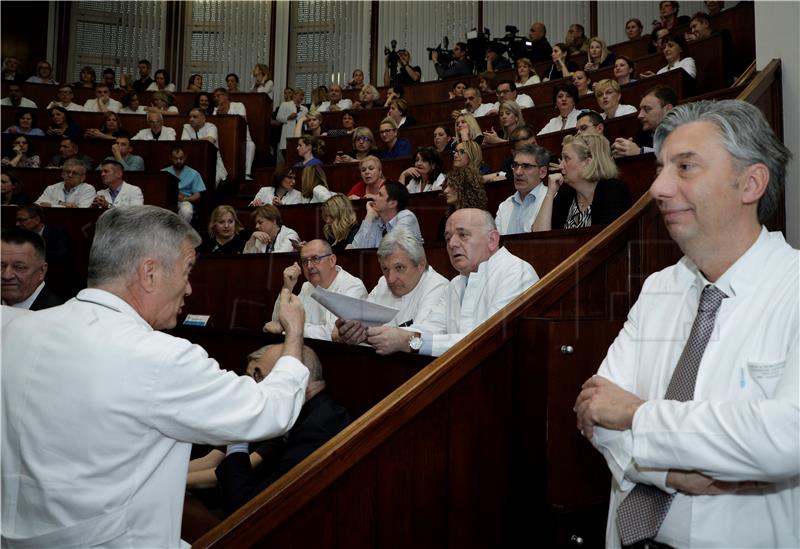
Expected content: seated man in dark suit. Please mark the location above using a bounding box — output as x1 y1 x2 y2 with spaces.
1 228 63 310
186 343 350 516
14 204 71 262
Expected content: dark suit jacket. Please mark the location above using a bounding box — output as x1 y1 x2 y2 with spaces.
551 178 631 229
30 284 64 311
41 224 71 262
215 391 351 515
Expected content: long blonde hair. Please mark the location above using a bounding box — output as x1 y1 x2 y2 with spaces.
322 193 357 245
455 112 482 142
561 133 619 182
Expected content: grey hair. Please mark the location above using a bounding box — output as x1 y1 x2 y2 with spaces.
63 157 87 173
248 344 323 382
147 111 164 122
514 144 550 168
87 205 201 286
377 228 426 266
654 100 791 223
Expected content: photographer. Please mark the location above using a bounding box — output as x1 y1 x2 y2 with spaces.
432 42 473 80
384 48 421 87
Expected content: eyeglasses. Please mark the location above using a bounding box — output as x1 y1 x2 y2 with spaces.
299 253 332 266
379 128 395 134
454 148 467 155
356 136 371 142
511 162 540 171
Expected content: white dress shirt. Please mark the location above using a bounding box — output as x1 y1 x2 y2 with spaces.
35 181 97 208
406 173 445 194
351 209 423 249
250 187 304 206
1 289 308 548
83 97 123 113
272 266 368 341
243 225 300 254
495 183 548 234
276 101 308 150
298 185 334 204
1 97 37 108
213 102 253 142
538 108 580 135
46 101 84 111
132 126 177 141
591 228 799 548
367 266 449 328
316 98 353 112
657 56 697 79
601 104 637 120
463 103 495 118
96 182 144 208
492 93 534 111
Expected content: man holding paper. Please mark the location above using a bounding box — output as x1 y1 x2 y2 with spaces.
333 229 448 345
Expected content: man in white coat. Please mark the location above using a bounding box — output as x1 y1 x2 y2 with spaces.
132 111 177 141
1 206 310 548
316 83 353 112
82 83 122 113
181 108 228 187
574 100 799 548
92 159 144 209
265 239 367 341
495 144 550 234
367 208 539 356
334 228 448 344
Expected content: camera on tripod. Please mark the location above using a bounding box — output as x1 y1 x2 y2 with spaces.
497 25 534 61
427 36 453 65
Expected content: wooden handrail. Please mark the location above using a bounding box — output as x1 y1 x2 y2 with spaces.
738 59 781 104
734 60 757 88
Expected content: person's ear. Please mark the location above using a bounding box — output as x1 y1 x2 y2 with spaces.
738 163 770 207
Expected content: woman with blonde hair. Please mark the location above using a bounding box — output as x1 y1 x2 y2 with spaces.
300 165 335 203
252 63 274 98
454 112 483 144
515 58 540 87
584 37 615 72
347 155 385 199
532 133 630 231
85 111 123 141
199 205 248 254
309 86 329 113
293 110 325 137
356 84 380 110
452 140 490 175
482 100 525 144
244 205 300 254
322 193 360 251
334 126 379 163
594 79 637 120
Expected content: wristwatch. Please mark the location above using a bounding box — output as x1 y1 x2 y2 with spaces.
408 332 422 353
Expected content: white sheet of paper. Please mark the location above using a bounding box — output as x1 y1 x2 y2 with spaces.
310 287 398 326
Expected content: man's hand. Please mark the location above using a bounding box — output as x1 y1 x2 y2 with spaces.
92 195 110 209
335 319 368 345
366 326 412 355
612 137 641 158
574 375 645 439
666 470 768 495
262 320 283 334
111 143 123 160
276 289 305 362
363 200 379 222
431 50 439 64
282 262 302 291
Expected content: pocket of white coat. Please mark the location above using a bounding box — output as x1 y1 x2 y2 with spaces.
746 360 786 397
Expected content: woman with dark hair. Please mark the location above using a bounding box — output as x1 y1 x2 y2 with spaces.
656 33 697 78
198 205 249 255
625 18 644 40
322 193 360 251
299 165 334 204
537 83 580 135
85 111 123 140
250 166 303 206
186 74 204 92
436 166 489 240
399 147 445 193
46 107 83 140
433 125 455 154
192 92 214 116
147 69 176 92
243 205 300 254
4 109 45 136
572 70 593 97
120 92 147 114
448 80 468 99
613 56 637 86
543 43 578 81
1 171 30 205
226 73 240 93
73 65 96 89
326 111 356 137
2 135 40 168
293 134 325 168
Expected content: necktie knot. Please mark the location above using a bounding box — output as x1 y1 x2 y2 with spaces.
698 284 727 312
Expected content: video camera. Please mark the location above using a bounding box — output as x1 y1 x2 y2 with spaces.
497 25 534 62
465 27 491 72
427 36 453 65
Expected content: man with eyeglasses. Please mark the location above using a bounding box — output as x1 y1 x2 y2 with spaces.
432 41 473 80
132 111 177 141
36 158 96 208
264 239 367 341
490 80 534 113
1 228 63 311
351 181 422 249
576 110 605 136
376 118 412 159
495 144 550 235
45 84 84 111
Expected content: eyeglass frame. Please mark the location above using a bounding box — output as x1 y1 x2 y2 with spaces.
299 253 333 267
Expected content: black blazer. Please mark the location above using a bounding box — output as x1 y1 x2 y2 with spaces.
30 284 64 311
551 178 631 229
41 224 71 262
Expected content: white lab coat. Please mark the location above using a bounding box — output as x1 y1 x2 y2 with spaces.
181 122 228 185
276 101 308 150
366 266 449 328
243 225 300 254
592 228 799 548
35 181 97 208
250 187 304 206
1 289 308 548
538 108 580 135
96 181 144 207
83 97 123 113
132 126 177 141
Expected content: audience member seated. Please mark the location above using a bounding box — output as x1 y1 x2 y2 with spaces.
182 108 227 186
326 111 356 137
2 56 26 83
293 111 326 138
705 0 724 15
447 80 468 100
625 18 643 40
92 159 144 209
147 69 177 92
251 64 273 98
383 84 404 109
612 85 678 157
387 98 416 129
277 87 308 162
686 11 713 43
123 59 153 92
299 165 334 204
595 79 637 120
376 118 411 160
433 125 455 154
84 111 123 141
149 90 179 114
46 106 83 140
575 109 605 136
2 135 40 168
1 228 63 310
321 193 360 251
309 86 329 114
543 43 577 82
293 135 325 169
492 80 534 113
453 140 490 176
367 209 538 357
399 147 445 193
533 134 630 231
648 26 672 55
432 41 473 79
198 205 249 255
484 125 538 184
334 229 448 345
83 83 122 113
436 166 488 240
186 74 204 93
226 72 240 93
495 144 550 235
345 68 364 90
317 83 352 112
264 239 367 340
193 92 215 116
26 60 57 85
251 166 302 206
334 126 379 164
46 137 94 170
163 145 205 223
482 101 525 145
120 92 147 115
36 158 96 208
538 83 580 135
206 343 350 516
351 181 421 249
485 44 512 72
102 68 117 90
477 71 496 94
642 33 697 79
572 70 593 97
455 87 494 119
1 172 30 205
454 112 483 145
347 155 385 199
14 204 71 262
613 56 637 86
133 111 177 141
657 0 690 31
243 205 300 254
354 84 380 110
515 58 541 87
584 37 616 72
103 133 145 172
525 21 553 63
1 83 37 108
46 85 84 111
565 23 590 55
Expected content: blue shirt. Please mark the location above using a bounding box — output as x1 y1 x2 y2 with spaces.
378 137 412 159
507 190 541 234
292 157 323 168
162 165 206 197
101 155 145 172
